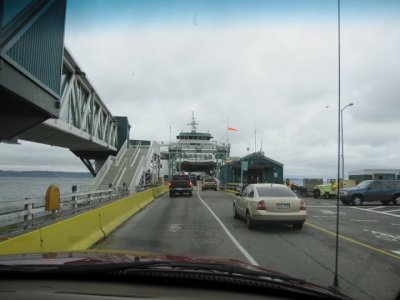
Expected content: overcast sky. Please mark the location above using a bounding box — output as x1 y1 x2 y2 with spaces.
1 0 400 179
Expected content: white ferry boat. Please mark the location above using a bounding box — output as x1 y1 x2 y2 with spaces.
161 114 230 177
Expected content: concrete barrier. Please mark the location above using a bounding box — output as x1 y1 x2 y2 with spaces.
40 209 103 252
99 196 141 236
0 186 168 255
153 184 169 198
0 230 41 255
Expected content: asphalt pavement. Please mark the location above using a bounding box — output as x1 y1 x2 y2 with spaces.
95 187 400 300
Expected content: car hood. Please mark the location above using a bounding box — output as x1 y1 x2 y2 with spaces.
0 250 350 299
0 249 275 272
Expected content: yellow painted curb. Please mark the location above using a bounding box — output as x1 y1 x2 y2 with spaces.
99 194 142 235
0 230 42 254
0 186 168 255
41 209 103 252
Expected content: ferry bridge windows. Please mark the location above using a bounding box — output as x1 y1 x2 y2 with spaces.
176 152 216 160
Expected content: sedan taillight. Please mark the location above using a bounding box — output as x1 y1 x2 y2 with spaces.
257 200 266 210
300 200 306 211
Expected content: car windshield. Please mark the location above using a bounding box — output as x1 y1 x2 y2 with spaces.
1 1 400 300
356 181 372 189
256 186 295 197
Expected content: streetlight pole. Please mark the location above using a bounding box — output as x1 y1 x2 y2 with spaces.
340 102 354 181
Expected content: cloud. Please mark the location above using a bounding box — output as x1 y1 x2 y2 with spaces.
0 142 86 172
1 19 400 179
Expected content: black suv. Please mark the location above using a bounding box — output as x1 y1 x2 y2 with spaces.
339 180 400 206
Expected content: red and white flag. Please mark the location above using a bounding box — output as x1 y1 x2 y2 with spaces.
228 127 238 131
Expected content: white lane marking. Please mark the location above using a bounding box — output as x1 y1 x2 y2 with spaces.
350 219 378 222
321 209 336 215
169 224 182 232
351 207 400 218
384 209 400 213
363 229 400 242
320 209 346 215
197 191 259 266
365 206 386 210
392 250 400 255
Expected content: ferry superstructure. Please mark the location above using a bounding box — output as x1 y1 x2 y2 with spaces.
161 114 230 177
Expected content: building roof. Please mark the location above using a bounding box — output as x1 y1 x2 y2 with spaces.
226 151 283 169
240 151 284 167
349 169 400 175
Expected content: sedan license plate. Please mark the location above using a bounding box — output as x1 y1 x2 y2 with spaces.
176 188 183 191
276 203 290 209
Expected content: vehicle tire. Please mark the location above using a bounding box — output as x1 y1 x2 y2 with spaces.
341 200 349 205
233 204 239 219
381 200 390 205
393 195 400 206
169 191 173 197
189 192 192 197
214 188 217 191
313 189 321 198
293 222 304 230
352 195 363 206
246 211 254 230
324 192 330 199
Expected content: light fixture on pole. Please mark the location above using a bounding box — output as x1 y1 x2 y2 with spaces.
340 102 354 181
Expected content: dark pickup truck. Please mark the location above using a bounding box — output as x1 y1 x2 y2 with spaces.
169 174 193 197
339 180 400 206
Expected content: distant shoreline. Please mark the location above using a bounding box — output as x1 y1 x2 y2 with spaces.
0 170 92 178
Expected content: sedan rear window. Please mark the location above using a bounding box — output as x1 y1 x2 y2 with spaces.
256 186 296 197
205 178 215 182
172 175 190 180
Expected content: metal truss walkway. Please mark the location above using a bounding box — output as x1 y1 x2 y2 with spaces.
19 47 120 174
0 0 162 183
1 0 122 175
92 140 161 194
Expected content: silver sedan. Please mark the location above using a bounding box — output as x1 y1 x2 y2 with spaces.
233 183 307 230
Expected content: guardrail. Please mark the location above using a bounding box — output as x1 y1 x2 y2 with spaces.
0 186 129 236
226 182 241 191
0 185 169 255
91 140 128 187
130 142 141 166
114 139 128 166
130 156 145 192
91 156 115 187
112 157 127 186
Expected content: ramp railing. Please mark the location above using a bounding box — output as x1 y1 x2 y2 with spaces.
0 186 129 236
92 140 128 187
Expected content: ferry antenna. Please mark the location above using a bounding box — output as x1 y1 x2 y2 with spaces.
188 111 199 132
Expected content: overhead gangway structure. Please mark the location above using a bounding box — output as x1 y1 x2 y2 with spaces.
19 47 120 175
1 0 67 141
1 0 124 175
92 140 161 194
1 1 157 183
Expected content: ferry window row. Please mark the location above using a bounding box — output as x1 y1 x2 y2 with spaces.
178 136 210 140
180 154 214 159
